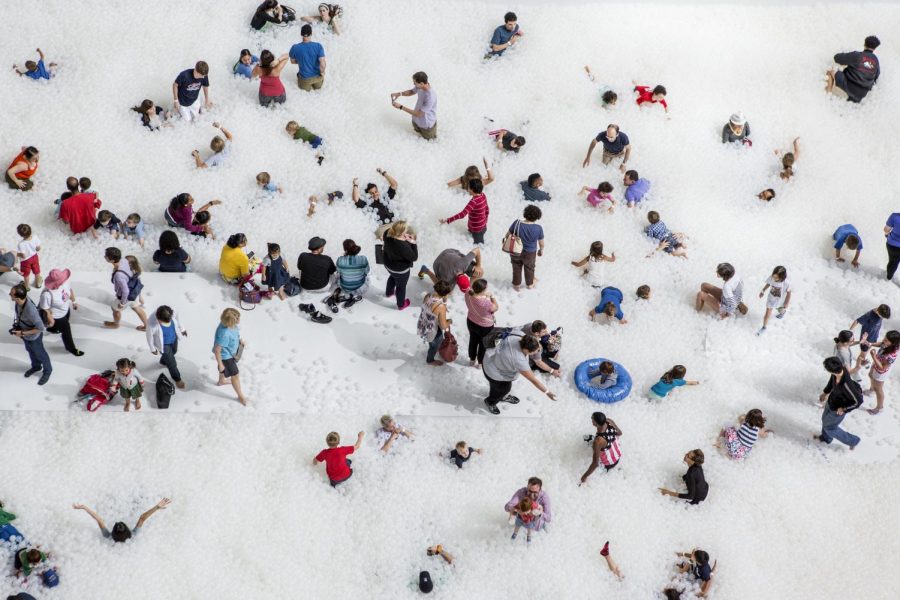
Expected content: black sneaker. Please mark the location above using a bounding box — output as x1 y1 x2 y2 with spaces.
317 156 325 166
72 350 85 357
502 395 520 404
484 400 500 415
343 295 362 309
24 367 41 378
37 371 51 385
298 303 315 314
310 311 333 324
324 289 342 313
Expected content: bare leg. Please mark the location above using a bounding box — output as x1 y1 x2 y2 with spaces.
825 69 835 92
104 308 122 328
135 396 142 410
762 308 773 329
231 373 247 405
132 306 148 331
124 398 131 412
604 554 623 579
868 379 884 414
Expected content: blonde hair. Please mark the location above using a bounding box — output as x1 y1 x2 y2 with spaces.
455 441 467 450
380 414 394 427
385 221 408 239
285 120 299 132
211 136 225 152
220 307 241 328
326 432 340 447
256 171 270 185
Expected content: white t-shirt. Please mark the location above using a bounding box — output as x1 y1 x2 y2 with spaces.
585 256 605 286
18 236 41 260
206 141 232 168
375 424 406 450
38 283 73 319
765 276 790 308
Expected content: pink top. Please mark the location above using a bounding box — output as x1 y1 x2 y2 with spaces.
464 293 495 327
259 74 285 97
586 189 612 207
873 346 898 374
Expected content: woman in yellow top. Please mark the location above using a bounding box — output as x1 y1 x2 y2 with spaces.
219 233 252 283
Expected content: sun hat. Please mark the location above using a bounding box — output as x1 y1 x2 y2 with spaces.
308 237 326 251
44 268 72 290
729 112 746 125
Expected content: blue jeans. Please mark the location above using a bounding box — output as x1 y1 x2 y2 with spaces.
0 523 23 542
820 407 860 447
427 329 444 363
24 334 52 374
161 340 181 382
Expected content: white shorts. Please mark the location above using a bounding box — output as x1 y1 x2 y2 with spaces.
871 368 891 383
111 299 141 311
178 103 203 122
765 293 785 309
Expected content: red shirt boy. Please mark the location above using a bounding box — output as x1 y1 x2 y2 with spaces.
634 85 668 110
314 431 364 486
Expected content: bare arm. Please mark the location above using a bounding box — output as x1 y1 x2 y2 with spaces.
520 369 555 399
192 151 207 169
354 431 365 450
214 123 233 141
172 82 180 105
319 56 326 75
37 48 45 60
792 137 800 162
380 431 398 453
447 177 462 188
583 139 598 166
571 256 589 267
483 158 495 185
136 498 171 528
580 439 603 482
72 504 106 531
352 177 360 203
380 169 398 190
622 144 632 164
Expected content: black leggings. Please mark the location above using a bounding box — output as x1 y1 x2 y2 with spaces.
887 243 900 280
47 309 79 355
385 269 410 308
466 319 493 363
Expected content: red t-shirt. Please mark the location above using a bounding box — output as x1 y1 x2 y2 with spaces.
59 192 101 234
634 86 668 109
315 445 354 481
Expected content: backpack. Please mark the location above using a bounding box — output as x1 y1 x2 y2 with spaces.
483 327 518 349
283 277 302 297
113 269 144 302
79 372 114 412
416 295 443 341
42 568 60 588
156 373 175 409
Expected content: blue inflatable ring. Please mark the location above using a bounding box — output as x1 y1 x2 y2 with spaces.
573 358 632 404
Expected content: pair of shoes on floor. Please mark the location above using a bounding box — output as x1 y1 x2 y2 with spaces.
299 303 332 324
325 291 364 313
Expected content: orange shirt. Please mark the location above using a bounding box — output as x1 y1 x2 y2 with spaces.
7 151 38 180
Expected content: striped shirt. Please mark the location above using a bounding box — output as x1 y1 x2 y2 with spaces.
464 293 495 327
720 275 744 316
737 423 759 448
447 193 490 232
873 346 898 375
598 428 622 466
336 255 370 292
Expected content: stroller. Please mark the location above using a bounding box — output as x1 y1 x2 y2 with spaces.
77 370 115 412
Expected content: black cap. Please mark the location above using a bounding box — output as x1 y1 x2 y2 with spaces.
308 237 326 250
419 570 433 593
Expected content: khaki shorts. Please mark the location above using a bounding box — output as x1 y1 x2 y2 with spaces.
298 75 324 91
602 150 624 165
413 122 437 140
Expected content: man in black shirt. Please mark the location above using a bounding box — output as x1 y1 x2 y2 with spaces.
815 357 862 449
297 237 336 324
351 169 398 225
827 35 880 103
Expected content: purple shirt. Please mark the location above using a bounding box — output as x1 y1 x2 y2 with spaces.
624 178 650 203
887 213 900 247
504 487 552 529
412 87 437 129
112 262 133 304
169 205 202 233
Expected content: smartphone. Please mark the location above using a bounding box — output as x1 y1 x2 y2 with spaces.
247 251 255 260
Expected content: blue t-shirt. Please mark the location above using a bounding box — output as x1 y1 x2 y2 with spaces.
213 324 240 360
595 286 623 319
205 141 232 168
161 323 177 345
510 221 544 253
886 213 900 247
595 131 630 154
624 178 650 203
263 182 279 193
489 24 519 55
693 562 712 582
289 42 325 79
25 60 50 80
650 377 686 397
832 224 862 249
174 69 209 106
233 56 259 79
856 310 883 340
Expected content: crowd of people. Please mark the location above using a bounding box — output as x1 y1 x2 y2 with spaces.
0 6 893 597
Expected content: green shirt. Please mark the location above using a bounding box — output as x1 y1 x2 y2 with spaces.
0 508 16 526
17 549 46 576
293 126 318 143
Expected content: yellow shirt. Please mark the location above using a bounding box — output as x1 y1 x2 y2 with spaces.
219 245 249 280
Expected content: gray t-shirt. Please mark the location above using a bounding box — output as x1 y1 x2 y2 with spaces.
433 249 475 284
483 335 529 382
15 299 45 341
